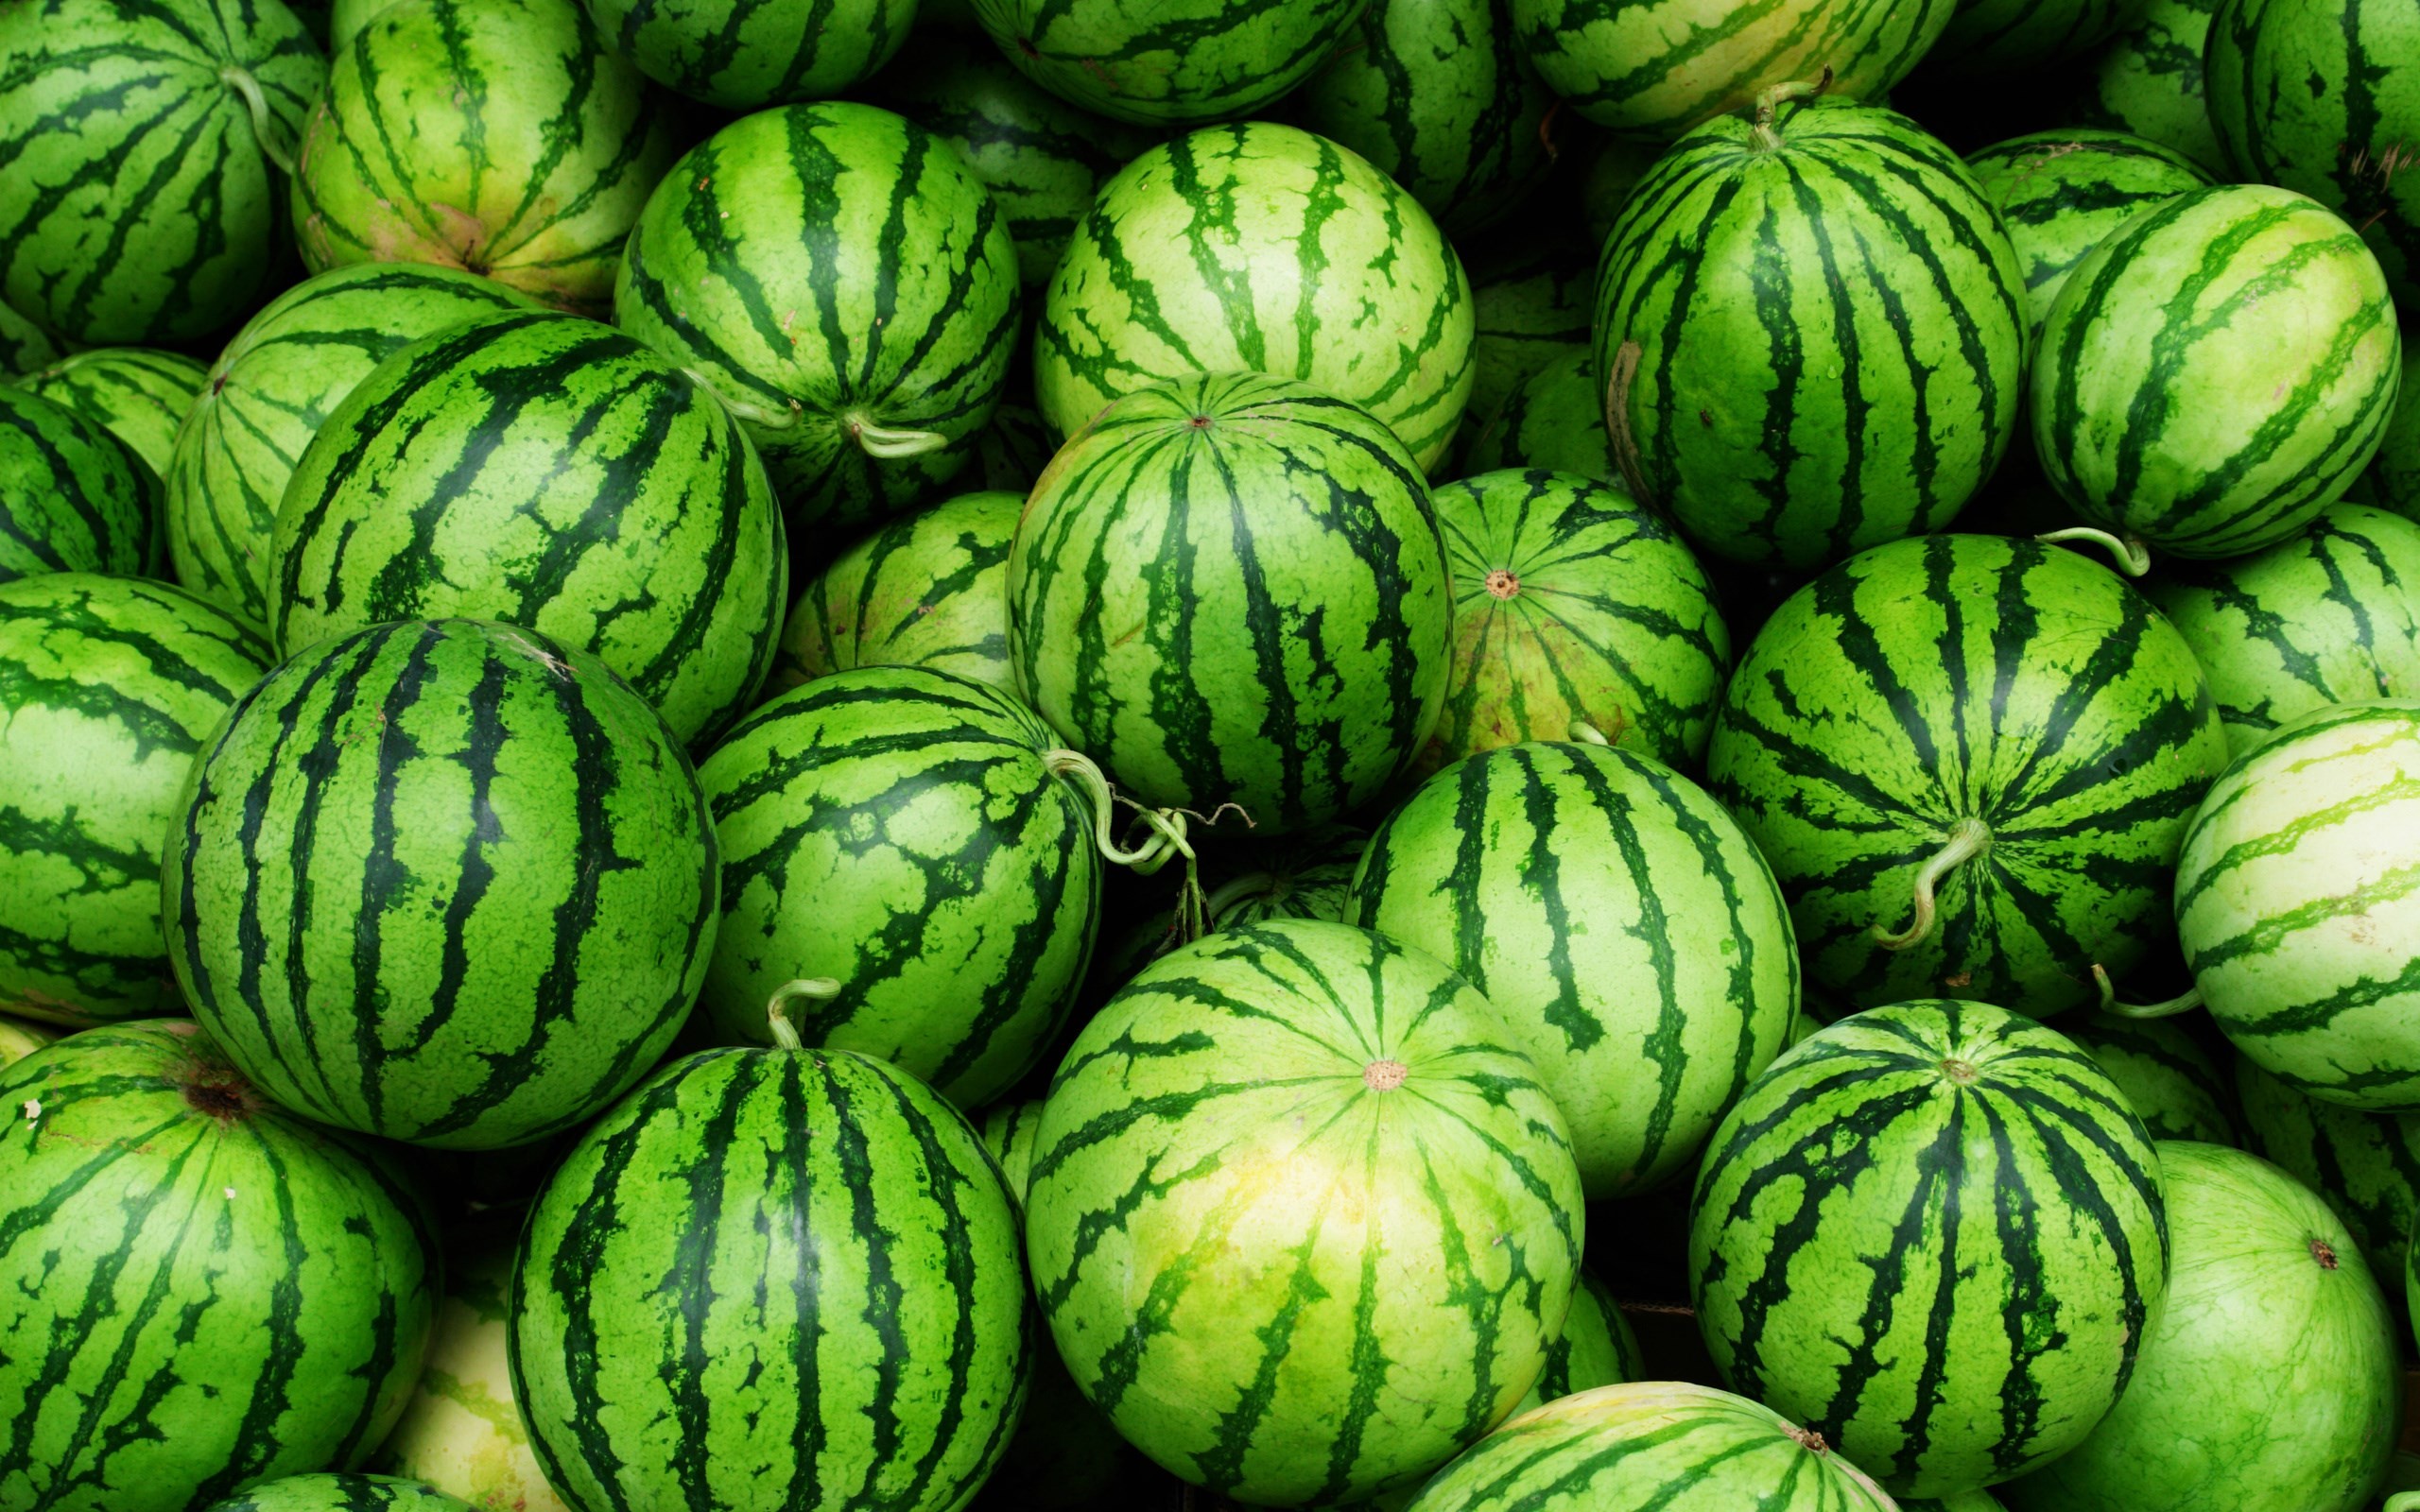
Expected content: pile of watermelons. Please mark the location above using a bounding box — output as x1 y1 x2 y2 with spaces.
2 0 2420 1508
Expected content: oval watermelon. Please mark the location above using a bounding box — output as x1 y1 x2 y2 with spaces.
970 0 1368 126
2238 1054 2420 1276
2066 0 2223 172
0 387 155 583
200 1477 474 1512
773 489 1019 698
18 349 209 482
584 0 914 107
2061 1011 2239 1143
1459 350 1616 484
1965 129 2212 338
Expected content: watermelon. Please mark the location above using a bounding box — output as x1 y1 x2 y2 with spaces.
1924 0 2153 77
200 1476 475 1512
0 386 155 582
1423 469 1729 777
2238 1055 2420 1284
2145 502 2420 755
270 309 786 745
1516 1273 1645 1415
509 1034 1029 1512
2065 0 2223 172
294 0 675 315
1400 1382 1898 1512
972 399 1053 492
773 489 1019 698
614 100 1023 533
329 0 393 44
1462 228 1592 437
1036 121 1475 472
2059 1011 2239 1143
2175 699 2420 1109
584 0 915 107
0 0 322 345
2364 343 2420 523
1350 740 1797 1196
0 298 60 378
1690 999 2169 1497
1965 129 2212 338
0 1015 53 1066
1594 99 2026 573
2033 184 2401 562
164 617 718 1150
968 0 1369 126
1707 533 2229 1020
1999 1141 2397 1512
1458 350 1616 484
1202 823 1366 931
0 574 270 1024
1027 919 1585 1505
1008 373 1452 834
977 1094 1043 1204
0 1021 438 1512
18 349 209 481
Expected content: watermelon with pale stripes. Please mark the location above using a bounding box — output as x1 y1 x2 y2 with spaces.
1459 350 1616 484
18 349 208 481
585 0 914 107
201 1477 474 1512
1691 999 2169 1498
773 489 1019 698
2237 1055 2420 1284
1966 129 2211 337
1925 0 2152 77
2060 1012 2239 1144
970 0 1368 126
0 1021 438 1512
164 618 718 1150
0 387 155 583
2066 0 2223 172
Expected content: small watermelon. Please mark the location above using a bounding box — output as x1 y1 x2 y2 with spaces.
2065 0 2223 172
1516 1273 1645 1415
2060 1011 2239 1143
1462 227 1592 435
2237 1054 2420 1292
1923 0 2153 78
1458 349 1616 484
969 0 1369 126
773 489 1019 697
1201 823 1366 931
583 0 915 107
0 386 155 582
17 349 209 481
1965 129 2212 338
200 1477 475 1512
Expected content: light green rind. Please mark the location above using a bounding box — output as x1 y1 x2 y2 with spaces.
2066 0 2224 173
1965 129 2211 338
772 490 1019 698
977 1095 1043 1209
1458 349 1616 484
0 386 155 583
2059 1011 2239 1143
18 348 207 480
584 0 916 108
969 0 1370 126
2237 1054 2420 1288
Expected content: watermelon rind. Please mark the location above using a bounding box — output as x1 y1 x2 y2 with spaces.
968 0 1371 126
2237 1053 2420 1288
584 0 916 108
1458 349 1616 485
17 348 209 482
0 386 156 583
2059 1011 2240 1144
773 489 1020 698
1964 129 2212 339
2064 0 2224 173
200 1475 475 1512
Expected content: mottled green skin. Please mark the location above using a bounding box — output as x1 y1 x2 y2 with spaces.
1205 824 1366 931
1351 741 1797 1197
164 618 718 1149
510 1043 1030 1512
202 1476 475 1512
1028 919 1585 1505
2059 1012 2238 1143
0 300 61 378
2034 184 2401 560
1459 349 1616 484
1423 470 1728 777
1515 1273 1643 1415
585 0 914 107
0 0 322 344
0 574 269 1024
1693 1001 2169 1498
2000 1141 2398 1512
1462 230 1592 438
615 101 1022 534
2177 700 2420 1109
696 665 1100 1109
2066 0 2224 172
1402 1382 1899 1512
1008 374 1452 834
1708 534 2230 1019
0 1022 439 1512
2363 341 2420 523
2238 1055 2420 1294
1038 122 1475 472
272 310 786 745
18 348 206 480
1926 0 2152 77
970 0 1369 126
294 0 675 315
0 387 155 582
1595 101 2026 573
1966 129 2211 338
2147 503 2420 755
774 490 1018 698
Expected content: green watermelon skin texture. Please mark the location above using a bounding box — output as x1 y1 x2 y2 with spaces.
18 348 208 481
2238 1053 2420 1274
0 386 156 583
1594 101 2027 573
0 573 271 1025
2033 183 2401 560
615 100 1023 535
1965 129 2211 338
2362 340 2420 522
2066 0 2224 173
1708 534 2230 1019
1008 373 1452 835
1027 919 1585 1506
1690 1000 2169 1498
1459 350 1616 485
1924 0 2152 77
0 299 62 379
1515 1272 1643 1415
201 1476 475 1512
1461 229 1591 440
0 0 323 345
1037 122 1475 473
271 309 786 746
695 664 1100 1109
164 617 718 1150
584 0 915 108
510 1042 1030 1512
970 0 1369 126
775 489 1020 698
2060 1012 2240 1144
0 1021 439 1512
1203 823 1367 931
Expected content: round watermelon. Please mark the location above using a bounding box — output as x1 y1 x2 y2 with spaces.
584 0 914 106
1691 1000 2169 1497
1515 1272 1644 1415
0 574 270 1025
164 617 718 1149
1707 533 2230 1019
1027 919 1585 1505
969 0 1368 125
1037 121 1475 472
1008 373 1452 834
1459 350 1616 484
2238 1054 2420 1275
201 1477 474 1512
1965 129 2212 338
0 1021 437 1512
2061 1011 2239 1143
1924 0 2153 77
0 386 155 582
18 348 208 481
2066 0 2224 172
1462 228 1593 433
271 308 786 745
1595 99 2026 573
773 489 1019 698
1202 823 1366 931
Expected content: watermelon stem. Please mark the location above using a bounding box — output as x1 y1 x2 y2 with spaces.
2385 1497 2420 1511
2038 527 2152 577
2090 964 2203 1019
1872 816 1991 951
1570 721 1611 747
685 373 803 431
1748 67 1835 152
1043 748 1215 940
765 977 842 1050
219 68 298 178
849 418 950 459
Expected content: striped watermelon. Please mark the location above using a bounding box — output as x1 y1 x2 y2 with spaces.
0 1015 53 1066
1462 229 1592 438
2066 0 2224 172
2033 184 2401 561
1459 350 1616 484
1594 99 2026 573
2146 502 2420 755
201 1477 474 1512
1008 373 1452 834
1707 533 2230 1020
1691 999 2169 1497
615 101 1022 532
1401 1382 1899 1512
0 1021 439 1512
773 489 1019 698
328 0 390 43
1202 824 1366 931
2364 344 2420 523
1027 919 1585 1505
1349 740 1798 1197
969 0 1368 126
0 386 155 582
1966 129 2211 337
18 349 209 481
2175 699 2420 1109
1925 0 2152 77
2237 1055 2420 1287
977 1095 1043 1206
1997 1141 2397 1512
164 618 718 1149
509 1036 1030 1512
1516 1273 1644 1415
1036 122 1475 472
294 0 675 315
973 400 1053 492
1424 469 1729 776
0 299 60 378
585 0 914 106
2060 1011 2239 1143
694 665 1102 1109
0 0 322 345
271 309 786 745
0 574 270 1024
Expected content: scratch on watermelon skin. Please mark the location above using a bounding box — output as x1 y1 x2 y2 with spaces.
1964 129 2211 339
2064 0 2224 174
16 348 208 481
969 0 1370 127
585 0 917 110
773 489 1021 699
0 387 157 583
